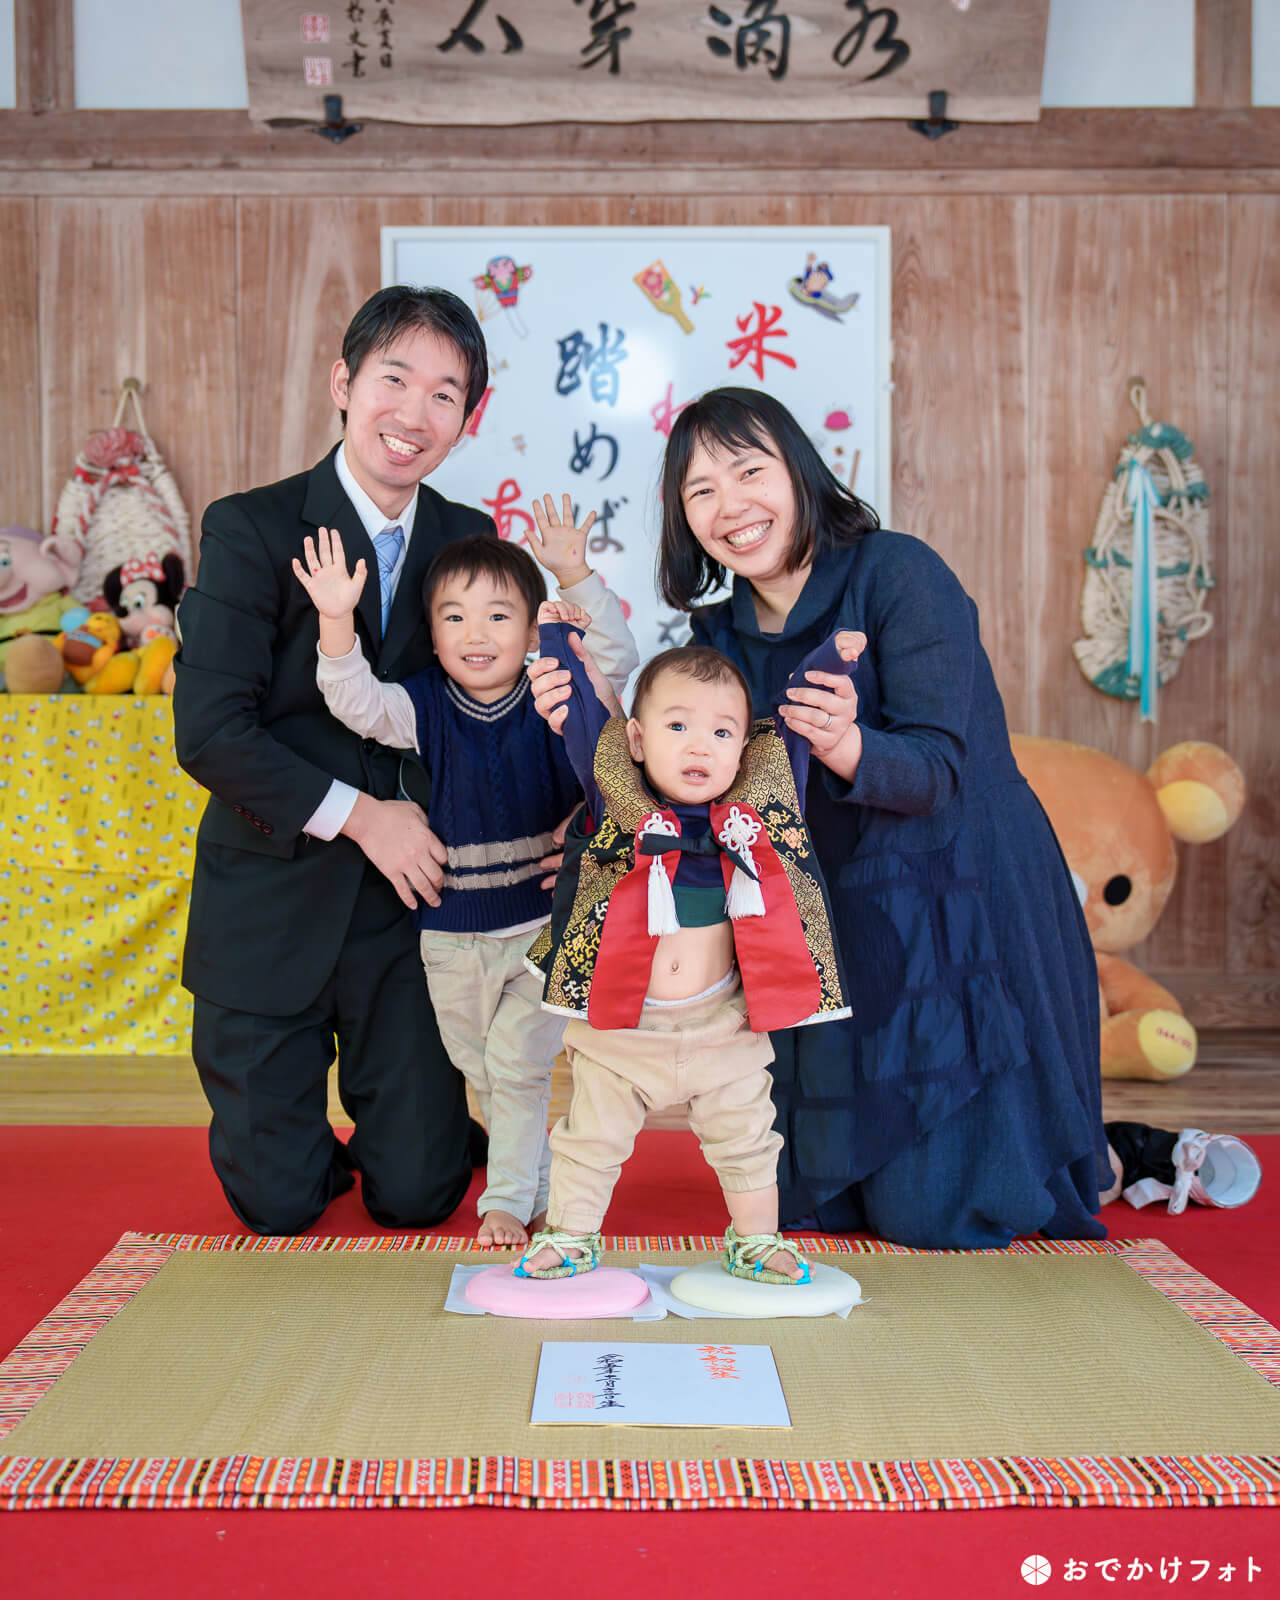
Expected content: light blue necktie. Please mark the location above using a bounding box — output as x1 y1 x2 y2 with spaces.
373 524 404 634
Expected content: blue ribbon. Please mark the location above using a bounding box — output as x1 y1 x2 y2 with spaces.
1124 459 1160 722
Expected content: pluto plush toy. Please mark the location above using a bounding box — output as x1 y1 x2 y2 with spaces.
1011 736 1245 1082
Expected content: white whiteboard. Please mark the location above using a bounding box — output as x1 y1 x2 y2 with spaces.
382 226 891 667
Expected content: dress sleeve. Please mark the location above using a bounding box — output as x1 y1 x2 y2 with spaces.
535 621 610 817
314 637 419 751
834 541 974 816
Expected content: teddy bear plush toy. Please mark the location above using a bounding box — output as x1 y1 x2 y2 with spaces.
1011 736 1245 1082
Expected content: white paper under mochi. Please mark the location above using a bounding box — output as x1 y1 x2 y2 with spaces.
444 1261 866 1322
444 1262 667 1321
662 1261 866 1319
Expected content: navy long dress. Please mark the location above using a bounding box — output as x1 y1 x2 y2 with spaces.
692 531 1112 1248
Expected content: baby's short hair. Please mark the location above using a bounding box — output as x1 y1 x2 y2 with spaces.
630 646 753 725
422 534 546 624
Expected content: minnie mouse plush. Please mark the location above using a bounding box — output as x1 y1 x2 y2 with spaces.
102 551 184 644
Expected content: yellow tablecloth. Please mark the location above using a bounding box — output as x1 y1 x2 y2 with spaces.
0 696 206 1054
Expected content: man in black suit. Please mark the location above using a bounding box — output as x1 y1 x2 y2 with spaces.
174 285 494 1234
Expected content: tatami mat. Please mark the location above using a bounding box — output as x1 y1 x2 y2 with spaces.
3 1235 1278 1510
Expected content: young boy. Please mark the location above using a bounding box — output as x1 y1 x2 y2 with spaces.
516 625 861 1284
292 498 638 1247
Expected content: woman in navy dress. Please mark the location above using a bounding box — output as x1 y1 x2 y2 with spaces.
658 388 1118 1249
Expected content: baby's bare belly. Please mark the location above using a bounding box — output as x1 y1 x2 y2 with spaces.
644 921 735 1001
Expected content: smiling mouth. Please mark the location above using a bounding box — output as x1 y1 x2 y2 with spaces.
0 582 30 611
382 433 423 461
681 767 710 783
461 654 496 666
724 521 770 550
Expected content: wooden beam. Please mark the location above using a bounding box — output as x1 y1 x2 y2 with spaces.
0 108 1278 178
1197 0 1253 107
13 0 74 115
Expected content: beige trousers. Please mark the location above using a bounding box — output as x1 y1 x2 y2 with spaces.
419 925 564 1223
549 977 781 1233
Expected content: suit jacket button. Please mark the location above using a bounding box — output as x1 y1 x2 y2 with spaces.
362 737 375 751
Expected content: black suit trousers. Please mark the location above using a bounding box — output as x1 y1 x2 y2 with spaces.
192 861 471 1235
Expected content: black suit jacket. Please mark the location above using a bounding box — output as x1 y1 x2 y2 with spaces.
173 446 494 1014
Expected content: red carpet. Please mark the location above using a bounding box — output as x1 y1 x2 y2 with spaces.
2 1126 1278 1600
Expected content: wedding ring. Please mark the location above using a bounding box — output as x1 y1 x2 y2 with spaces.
824 711 834 729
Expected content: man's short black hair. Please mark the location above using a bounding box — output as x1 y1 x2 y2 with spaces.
422 534 547 627
339 285 488 422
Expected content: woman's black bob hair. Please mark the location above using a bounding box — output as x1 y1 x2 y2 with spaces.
657 387 879 611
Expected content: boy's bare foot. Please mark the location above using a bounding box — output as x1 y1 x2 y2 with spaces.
478 1209 528 1247
529 1209 548 1233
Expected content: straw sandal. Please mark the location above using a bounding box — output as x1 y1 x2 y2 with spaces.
513 1228 603 1280
722 1223 812 1286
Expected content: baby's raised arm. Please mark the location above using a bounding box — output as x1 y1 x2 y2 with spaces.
774 630 865 809
534 602 623 729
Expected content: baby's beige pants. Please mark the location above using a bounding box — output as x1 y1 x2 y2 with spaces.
548 975 782 1233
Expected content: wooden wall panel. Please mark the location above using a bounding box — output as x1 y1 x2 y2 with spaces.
1196 0 1253 109
0 198 42 531
1027 196 1231 973
9 183 1274 1013
1226 196 1280 978
829 196 1031 732
235 198 434 494
37 198 237 569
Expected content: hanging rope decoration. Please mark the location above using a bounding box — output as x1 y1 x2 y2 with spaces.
1072 380 1213 724
52 378 193 609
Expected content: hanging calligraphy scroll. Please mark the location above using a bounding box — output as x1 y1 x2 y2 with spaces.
245 2 1050 126
382 224 891 670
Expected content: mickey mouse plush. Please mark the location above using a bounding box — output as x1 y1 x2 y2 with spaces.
102 551 184 644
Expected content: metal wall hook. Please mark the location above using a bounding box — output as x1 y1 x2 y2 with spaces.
314 95 363 144
909 90 959 141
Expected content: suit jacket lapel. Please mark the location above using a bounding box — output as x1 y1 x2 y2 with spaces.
301 446 383 652
380 488 437 673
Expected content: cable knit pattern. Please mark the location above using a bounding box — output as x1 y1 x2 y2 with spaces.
400 666 582 934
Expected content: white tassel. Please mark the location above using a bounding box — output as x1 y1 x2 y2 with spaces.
717 806 766 920
647 853 681 936
726 864 766 920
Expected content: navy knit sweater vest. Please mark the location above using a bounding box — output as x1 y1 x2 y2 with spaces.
400 667 583 935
